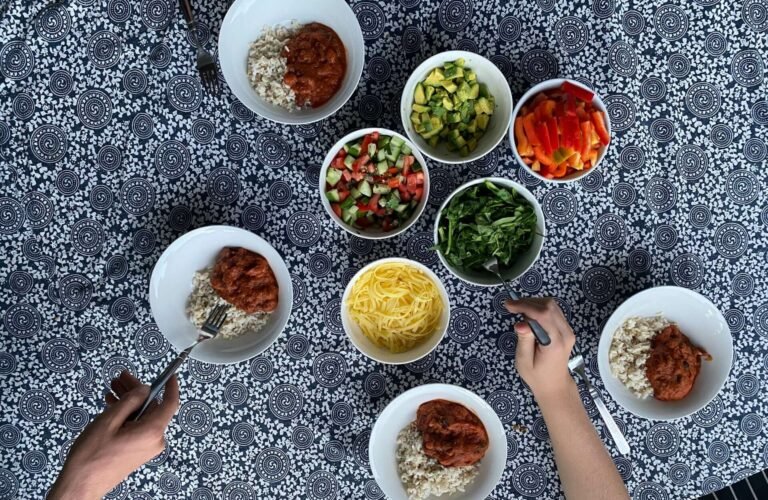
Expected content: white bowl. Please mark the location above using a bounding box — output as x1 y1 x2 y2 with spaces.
369 384 507 500
149 226 293 364
509 78 611 183
218 0 364 124
319 128 430 240
400 51 513 164
341 257 450 364
598 286 733 420
433 177 545 287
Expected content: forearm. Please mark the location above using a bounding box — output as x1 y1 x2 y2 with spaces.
536 381 629 500
48 468 102 500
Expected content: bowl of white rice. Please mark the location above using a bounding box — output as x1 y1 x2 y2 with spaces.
598 286 733 420
369 384 506 500
149 226 293 364
218 0 364 124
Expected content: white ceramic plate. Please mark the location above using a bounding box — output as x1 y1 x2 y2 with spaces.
369 384 507 500
400 50 513 164
149 226 292 364
319 128 430 240
341 258 450 364
433 177 545 286
218 0 364 124
508 78 611 183
598 286 733 420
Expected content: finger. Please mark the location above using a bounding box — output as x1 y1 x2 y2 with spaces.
110 377 128 397
141 375 179 433
103 385 150 429
118 371 143 392
514 322 535 373
105 392 119 406
506 298 566 343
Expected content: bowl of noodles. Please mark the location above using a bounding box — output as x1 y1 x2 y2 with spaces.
341 257 450 364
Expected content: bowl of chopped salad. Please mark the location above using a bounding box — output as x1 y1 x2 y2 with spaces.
433 178 545 286
320 128 429 239
509 78 611 183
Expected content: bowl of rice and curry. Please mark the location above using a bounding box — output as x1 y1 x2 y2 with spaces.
598 286 733 420
218 0 364 124
149 226 293 364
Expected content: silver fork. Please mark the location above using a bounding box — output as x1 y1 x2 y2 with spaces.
132 304 229 421
179 0 219 95
568 351 630 455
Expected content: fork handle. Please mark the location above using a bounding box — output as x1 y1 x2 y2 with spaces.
499 276 551 346
574 369 631 455
131 344 194 421
179 0 196 26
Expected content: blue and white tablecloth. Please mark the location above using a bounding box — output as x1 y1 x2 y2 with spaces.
1 0 767 498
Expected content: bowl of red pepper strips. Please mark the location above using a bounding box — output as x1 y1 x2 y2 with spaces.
509 78 611 183
319 128 430 239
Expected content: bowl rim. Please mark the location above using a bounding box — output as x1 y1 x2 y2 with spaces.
340 257 450 364
319 127 430 240
368 383 507 500
217 0 365 125
400 50 513 165
508 78 611 184
432 176 546 287
596 285 734 420
148 225 293 365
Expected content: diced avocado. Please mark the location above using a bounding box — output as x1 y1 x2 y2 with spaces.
465 70 477 82
412 103 430 113
373 184 391 194
358 180 372 197
454 58 465 67
414 83 426 105
469 83 480 99
326 168 343 186
459 145 469 157
326 189 340 202
442 97 454 111
440 80 458 93
476 113 490 131
457 81 472 101
410 111 420 124
479 83 491 98
428 135 439 148
474 97 494 115
444 66 464 80
424 68 445 86
425 85 435 101
432 106 447 118
443 61 454 69
421 117 444 139
467 121 477 134
350 187 361 199
376 160 388 174
467 137 478 152
343 155 355 169
447 112 462 124
389 136 405 148
346 143 362 157
451 134 467 148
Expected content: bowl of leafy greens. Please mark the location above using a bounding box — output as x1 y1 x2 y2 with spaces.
433 178 545 286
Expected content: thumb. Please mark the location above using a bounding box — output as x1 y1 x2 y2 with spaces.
514 322 535 372
103 385 150 429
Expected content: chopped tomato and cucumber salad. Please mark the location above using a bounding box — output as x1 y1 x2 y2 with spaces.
325 132 425 232
514 81 610 179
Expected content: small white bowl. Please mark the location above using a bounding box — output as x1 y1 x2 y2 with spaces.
149 226 293 364
369 384 507 500
400 50 513 164
433 177 545 287
341 257 450 364
218 0 364 124
319 128 430 240
509 78 611 183
598 286 733 420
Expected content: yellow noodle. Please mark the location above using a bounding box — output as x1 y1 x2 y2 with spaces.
347 262 443 353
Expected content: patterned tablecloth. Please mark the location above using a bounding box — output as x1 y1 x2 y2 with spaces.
1 0 767 498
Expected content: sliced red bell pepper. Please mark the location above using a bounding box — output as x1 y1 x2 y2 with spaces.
352 154 369 173
579 121 592 158
535 122 553 156
591 111 610 145
551 161 567 178
546 117 559 150
561 116 580 149
368 194 381 211
561 81 594 103
331 203 342 218
533 146 554 167
522 114 540 146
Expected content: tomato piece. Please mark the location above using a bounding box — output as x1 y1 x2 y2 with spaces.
414 187 424 200
368 194 381 211
338 190 349 202
341 170 352 182
406 174 419 193
356 202 369 212
332 157 345 169
561 81 594 103
356 217 371 227
591 111 610 145
535 122 552 156
402 155 415 176
382 219 391 231
335 149 346 160
352 154 369 173
387 167 399 175
331 204 342 218
414 172 424 185
398 185 411 201
351 172 365 182
387 178 401 188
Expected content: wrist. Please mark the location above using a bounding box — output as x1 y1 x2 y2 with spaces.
532 376 579 411
49 467 103 500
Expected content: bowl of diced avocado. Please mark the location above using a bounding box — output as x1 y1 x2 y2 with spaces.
401 51 513 164
319 128 430 240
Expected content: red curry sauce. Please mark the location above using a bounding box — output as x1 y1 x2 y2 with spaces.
416 399 489 467
283 23 346 108
210 247 279 314
646 325 711 401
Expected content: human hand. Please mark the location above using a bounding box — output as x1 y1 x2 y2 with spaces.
48 371 179 500
505 298 576 403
